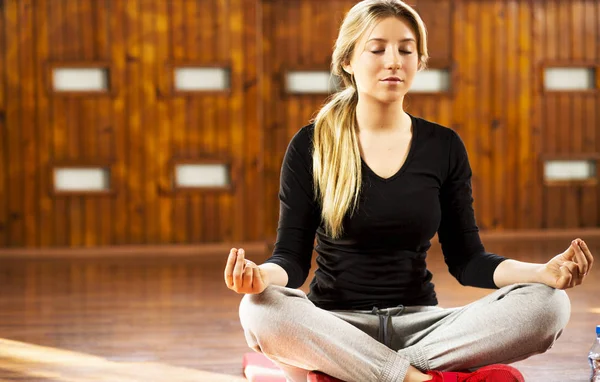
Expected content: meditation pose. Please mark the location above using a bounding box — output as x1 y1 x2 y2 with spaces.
224 1 594 381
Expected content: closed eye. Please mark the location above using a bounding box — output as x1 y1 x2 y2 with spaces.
370 50 413 55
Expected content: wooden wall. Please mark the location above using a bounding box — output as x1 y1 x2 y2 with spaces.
263 0 600 235
0 0 599 248
0 0 261 247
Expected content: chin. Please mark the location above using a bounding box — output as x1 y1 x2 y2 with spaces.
376 94 406 104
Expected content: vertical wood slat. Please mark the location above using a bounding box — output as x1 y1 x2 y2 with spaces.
141 0 157 243
286 1 300 140
230 0 245 242
544 0 563 229
558 0 579 229
491 0 506 230
517 0 532 228
262 0 276 238
5 0 24 246
463 0 486 228
580 0 597 228
186 0 202 243
569 0 585 229
50 0 68 246
156 0 172 244
112 0 127 245
0 0 6 247
505 0 518 229
95 0 112 246
170 0 187 244
477 0 492 230
125 0 143 244
530 0 544 229
582 0 598 227
36 0 53 247
216 0 232 242
19 0 38 246
211 0 225 242
63 0 83 247
244 0 261 242
79 0 98 247
207 0 222 242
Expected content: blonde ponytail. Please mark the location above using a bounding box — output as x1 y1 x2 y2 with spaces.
312 87 361 239
312 0 428 238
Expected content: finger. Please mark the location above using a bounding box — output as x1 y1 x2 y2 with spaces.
232 249 245 290
563 262 579 287
572 239 588 276
253 267 266 292
579 240 594 274
224 248 238 288
561 242 576 261
242 266 253 290
558 265 572 290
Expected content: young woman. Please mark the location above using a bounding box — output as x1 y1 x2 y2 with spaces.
224 1 594 381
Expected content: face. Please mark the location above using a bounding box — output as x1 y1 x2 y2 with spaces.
343 16 420 104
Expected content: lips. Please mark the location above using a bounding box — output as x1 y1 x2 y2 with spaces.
382 77 403 82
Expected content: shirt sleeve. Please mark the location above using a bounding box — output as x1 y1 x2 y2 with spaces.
263 127 321 288
437 130 506 288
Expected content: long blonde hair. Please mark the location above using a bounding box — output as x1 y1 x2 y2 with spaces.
313 0 429 238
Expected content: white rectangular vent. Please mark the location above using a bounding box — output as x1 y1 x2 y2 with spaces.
544 160 596 181
54 167 111 192
286 71 340 94
409 69 450 93
53 68 109 92
544 67 595 91
175 163 230 188
174 67 230 91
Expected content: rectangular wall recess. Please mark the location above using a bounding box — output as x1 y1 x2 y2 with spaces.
173 67 230 92
544 67 595 91
544 159 596 182
409 69 451 93
286 71 341 94
174 163 231 190
53 167 111 193
52 67 110 93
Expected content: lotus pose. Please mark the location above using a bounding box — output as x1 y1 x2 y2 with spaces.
224 1 594 381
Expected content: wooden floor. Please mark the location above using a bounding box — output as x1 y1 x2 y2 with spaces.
0 235 598 382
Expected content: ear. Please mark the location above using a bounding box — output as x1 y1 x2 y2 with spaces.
342 62 353 76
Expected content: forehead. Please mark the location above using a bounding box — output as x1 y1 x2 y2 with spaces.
359 16 417 46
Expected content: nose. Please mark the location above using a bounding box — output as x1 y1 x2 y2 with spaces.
385 48 402 70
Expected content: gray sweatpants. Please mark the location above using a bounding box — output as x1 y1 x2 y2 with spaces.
239 283 570 382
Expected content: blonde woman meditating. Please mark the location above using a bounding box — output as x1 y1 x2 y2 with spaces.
224 1 594 381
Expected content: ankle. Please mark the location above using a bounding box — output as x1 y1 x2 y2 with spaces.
403 365 433 382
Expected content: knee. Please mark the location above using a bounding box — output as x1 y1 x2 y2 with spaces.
238 286 299 339
530 284 570 331
523 284 571 350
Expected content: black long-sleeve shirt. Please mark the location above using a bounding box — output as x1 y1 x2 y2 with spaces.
265 114 506 311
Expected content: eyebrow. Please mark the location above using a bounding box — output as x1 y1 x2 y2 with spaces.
366 38 416 43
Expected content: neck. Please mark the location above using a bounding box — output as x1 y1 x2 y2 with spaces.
355 97 409 133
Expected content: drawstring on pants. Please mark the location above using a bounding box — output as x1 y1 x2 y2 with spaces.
370 305 405 348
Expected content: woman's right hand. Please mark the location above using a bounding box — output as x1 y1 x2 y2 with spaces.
224 248 270 294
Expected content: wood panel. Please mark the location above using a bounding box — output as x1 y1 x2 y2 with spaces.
262 0 599 239
1 0 262 248
0 0 7 247
5 0 24 246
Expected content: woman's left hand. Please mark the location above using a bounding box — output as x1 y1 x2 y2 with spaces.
538 239 594 290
